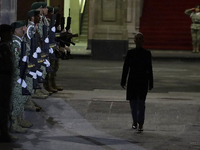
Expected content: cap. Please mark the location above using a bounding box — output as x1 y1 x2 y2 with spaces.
31 2 42 9
11 21 25 30
54 7 59 13
28 9 40 18
47 6 53 13
18 20 26 26
40 2 47 8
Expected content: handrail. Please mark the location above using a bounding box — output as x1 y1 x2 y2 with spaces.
81 0 86 14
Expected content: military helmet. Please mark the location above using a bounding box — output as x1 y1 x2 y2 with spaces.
31 2 42 10
47 6 53 13
54 7 59 14
28 9 40 18
39 1 47 8
11 21 25 30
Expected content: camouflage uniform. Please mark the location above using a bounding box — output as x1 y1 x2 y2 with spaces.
11 35 30 117
44 16 60 93
185 9 200 52
0 39 18 142
27 21 48 98
37 15 47 79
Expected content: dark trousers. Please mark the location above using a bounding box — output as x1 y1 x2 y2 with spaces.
129 93 147 126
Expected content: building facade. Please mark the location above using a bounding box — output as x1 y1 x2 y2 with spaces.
0 0 143 60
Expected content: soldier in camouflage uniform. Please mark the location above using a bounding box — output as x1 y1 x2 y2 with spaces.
0 24 18 142
27 9 49 99
185 5 200 53
10 21 33 133
31 2 50 98
44 6 63 93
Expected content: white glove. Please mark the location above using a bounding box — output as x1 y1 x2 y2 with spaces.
17 78 27 88
45 38 49 43
49 48 54 54
36 47 41 53
29 71 37 79
43 59 50 67
36 70 42 77
51 26 56 32
33 52 38 58
22 56 27 62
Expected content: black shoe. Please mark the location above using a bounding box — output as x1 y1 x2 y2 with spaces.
138 125 143 132
132 123 137 129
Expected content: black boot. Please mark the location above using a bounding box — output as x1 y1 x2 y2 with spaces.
61 52 69 60
67 51 73 59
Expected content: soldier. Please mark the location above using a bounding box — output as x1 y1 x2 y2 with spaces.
44 6 63 93
0 24 18 142
185 5 200 53
31 2 51 97
26 9 48 99
20 19 41 111
10 21 33 133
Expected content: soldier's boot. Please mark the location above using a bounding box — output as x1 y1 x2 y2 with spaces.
192 46 196 53
51 78 63 91
61 52 69 60
17 113 33 128
196 46 199 53
31 89 48 99
45 79 58 93
39 83 50 96
0 115 18 142
67 51 73 59
10 116 28 133
43 74 53 95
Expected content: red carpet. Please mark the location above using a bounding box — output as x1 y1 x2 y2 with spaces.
140 0 199 50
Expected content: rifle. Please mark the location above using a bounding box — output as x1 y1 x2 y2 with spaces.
61 16 65 31
65 8 71 31
48 9 57 61
41 17 54 73
18 35 31 95
29 33 45 85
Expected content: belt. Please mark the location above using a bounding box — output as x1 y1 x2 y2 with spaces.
194 22 200 24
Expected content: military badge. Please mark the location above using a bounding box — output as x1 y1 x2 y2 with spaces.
14 48 19 55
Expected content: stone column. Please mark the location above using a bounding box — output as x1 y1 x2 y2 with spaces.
89 0 128 60
70 0 80 35
127 0 143 49
0 0 17 24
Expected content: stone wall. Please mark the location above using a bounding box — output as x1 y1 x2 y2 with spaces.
0 0 17 24
89 0 128 60
17 0 38 21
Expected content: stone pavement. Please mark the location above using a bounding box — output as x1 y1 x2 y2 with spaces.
1 90 200 150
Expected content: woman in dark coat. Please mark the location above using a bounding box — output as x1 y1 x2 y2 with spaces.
121 32 153 131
